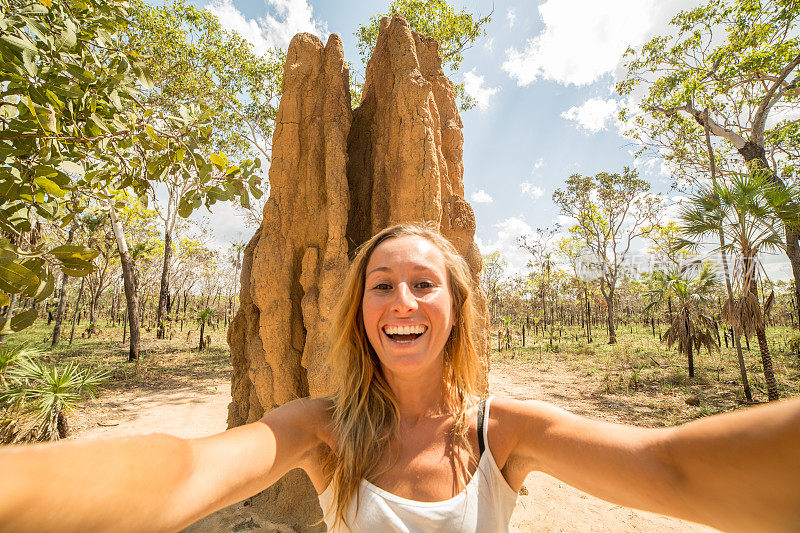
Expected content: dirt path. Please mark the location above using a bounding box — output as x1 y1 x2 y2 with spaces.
71 361 715 532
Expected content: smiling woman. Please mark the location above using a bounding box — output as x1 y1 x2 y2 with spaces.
1 223 799 533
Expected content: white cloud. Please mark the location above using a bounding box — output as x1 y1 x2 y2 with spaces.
506 9 516 28
561 97 620 133
520 182 544 200
532 158 544 172
463 68 500 111
477 216 534 275
664 195 686 222
470 189 493 203
555 214 576 226
206 0 328 54
502 0 694 87
484 37 495 52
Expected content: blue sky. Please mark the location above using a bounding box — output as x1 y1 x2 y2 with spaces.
185 0 791 280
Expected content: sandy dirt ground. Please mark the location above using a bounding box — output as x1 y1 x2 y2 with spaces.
70 360 716 533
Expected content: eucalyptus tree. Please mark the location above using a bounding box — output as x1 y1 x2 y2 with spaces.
553 168 660 344
0 0 259 359
619 0 800 313
679 172 798 400
518 226 558 330
645 264 720 378
481 251 506 322
556 234 595 342
355 0 492 110
126 1 278 338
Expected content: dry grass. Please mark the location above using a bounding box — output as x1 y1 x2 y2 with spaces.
491 323 800 426
4 320 232 394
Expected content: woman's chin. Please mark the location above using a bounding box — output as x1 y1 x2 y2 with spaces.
376 347 444 379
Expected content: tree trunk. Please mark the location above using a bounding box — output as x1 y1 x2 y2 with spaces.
755 326 779 401
68 277 85 346
585 287 592 343
685 309 694 378
156 230 172 340
198 319 206 351
108 205 140 362
51 224 77 345
604 293 616 344
51 272 70 346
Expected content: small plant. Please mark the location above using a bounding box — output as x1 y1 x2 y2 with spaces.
788 334 800 356
196 308 214 351
0 345 108 443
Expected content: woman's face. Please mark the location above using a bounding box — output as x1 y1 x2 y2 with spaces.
362 235 454 378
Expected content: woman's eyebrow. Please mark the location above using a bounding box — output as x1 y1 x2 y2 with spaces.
366 265 438 276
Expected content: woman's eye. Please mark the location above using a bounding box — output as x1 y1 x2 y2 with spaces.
373 283 392 290
417 281 435 289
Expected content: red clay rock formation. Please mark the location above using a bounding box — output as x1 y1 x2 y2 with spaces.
227 15 489 531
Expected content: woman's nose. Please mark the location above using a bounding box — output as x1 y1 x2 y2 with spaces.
391 282 417 313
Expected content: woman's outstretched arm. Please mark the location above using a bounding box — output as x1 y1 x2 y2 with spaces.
500 396 800 533
0 398 328 533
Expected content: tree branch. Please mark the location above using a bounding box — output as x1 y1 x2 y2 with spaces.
752 52 800 143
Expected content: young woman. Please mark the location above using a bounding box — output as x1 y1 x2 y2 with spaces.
1 223 799 533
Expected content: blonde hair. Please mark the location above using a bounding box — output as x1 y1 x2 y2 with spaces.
325 222 482 527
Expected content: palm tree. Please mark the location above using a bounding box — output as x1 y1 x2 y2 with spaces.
679 172 798 401
645 264 720 377
196 308 214 351
1 345 107 443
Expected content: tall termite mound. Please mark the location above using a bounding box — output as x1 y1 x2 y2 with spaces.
227 15 489 530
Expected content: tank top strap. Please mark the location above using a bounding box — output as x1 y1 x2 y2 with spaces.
477 397 487 457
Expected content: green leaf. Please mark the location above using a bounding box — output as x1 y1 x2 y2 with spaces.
0 262 40 293
23 267 54 299
209 153 227 169
10 308 38 332
1 34 38 54
0 293 9 307
132 63 154 90
60 266 92 277
34 176 66 198
177 197 192 218
50 245 98 262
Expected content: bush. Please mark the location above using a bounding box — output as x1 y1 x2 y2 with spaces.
0 345 108 444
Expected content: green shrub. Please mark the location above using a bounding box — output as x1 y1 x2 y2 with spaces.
0 345 108 444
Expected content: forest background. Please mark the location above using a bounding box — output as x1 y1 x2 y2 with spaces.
0 0 799 460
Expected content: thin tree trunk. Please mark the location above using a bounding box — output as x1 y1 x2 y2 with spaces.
52 223 76 346
604 293 616 344
703 112 753 402
585 287 592 343
155 215 174 340
198 319 206 351
685 308 694 378
108 205 140 362
755 326 779 401
68 277 85 346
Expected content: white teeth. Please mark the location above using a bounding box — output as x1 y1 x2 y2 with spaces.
383 324 427 335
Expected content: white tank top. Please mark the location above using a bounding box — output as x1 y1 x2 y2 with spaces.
317 396 518 532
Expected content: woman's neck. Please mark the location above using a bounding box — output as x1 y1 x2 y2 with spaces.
384 364 449 424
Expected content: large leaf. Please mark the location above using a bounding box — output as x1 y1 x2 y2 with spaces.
34 176 66 197
0 262 40 292
50 245 99 262
10 309 38 332
23 267 54 300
